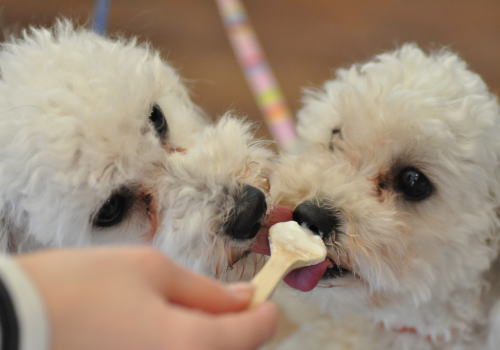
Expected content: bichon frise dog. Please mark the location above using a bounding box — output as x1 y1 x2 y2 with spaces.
0 21 275 279
267 45 500 349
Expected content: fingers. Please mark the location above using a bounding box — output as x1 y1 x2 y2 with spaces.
128 247 254 314
202 302 279 350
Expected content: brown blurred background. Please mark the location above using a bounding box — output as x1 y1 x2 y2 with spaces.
1 0 499 140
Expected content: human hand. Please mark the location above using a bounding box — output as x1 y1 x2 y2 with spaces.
17 247 277 350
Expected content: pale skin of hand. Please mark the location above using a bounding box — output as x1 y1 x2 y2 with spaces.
16 247 278 350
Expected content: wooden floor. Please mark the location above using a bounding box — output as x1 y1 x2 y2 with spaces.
2 0 499 140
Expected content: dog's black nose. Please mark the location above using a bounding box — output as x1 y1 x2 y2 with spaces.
224 185 267 240
293 201 340 237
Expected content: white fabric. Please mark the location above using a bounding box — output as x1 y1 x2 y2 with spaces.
0 256 49 350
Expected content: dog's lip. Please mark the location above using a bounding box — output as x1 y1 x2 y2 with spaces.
251 229 271 255
250 206 293 255
321 258 352 280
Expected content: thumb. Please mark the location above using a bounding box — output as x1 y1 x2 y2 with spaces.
204 301 279 350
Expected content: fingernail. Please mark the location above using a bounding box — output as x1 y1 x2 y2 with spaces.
227 283 254 300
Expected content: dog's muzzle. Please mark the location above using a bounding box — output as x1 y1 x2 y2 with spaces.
224 185 267 240
293 201 341 238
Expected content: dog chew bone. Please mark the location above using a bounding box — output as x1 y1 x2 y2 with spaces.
250 221 326 306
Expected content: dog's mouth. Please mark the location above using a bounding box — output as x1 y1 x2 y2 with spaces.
283 257 353 291
251 206 353 291
250 206 293 255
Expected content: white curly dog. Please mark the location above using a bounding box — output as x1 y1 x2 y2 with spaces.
265 45 500 349
0 21 276 279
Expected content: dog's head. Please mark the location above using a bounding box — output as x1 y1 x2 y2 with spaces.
0 21 273 277
271 45 500 311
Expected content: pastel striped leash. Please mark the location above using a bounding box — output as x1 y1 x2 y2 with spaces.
215 0 298 152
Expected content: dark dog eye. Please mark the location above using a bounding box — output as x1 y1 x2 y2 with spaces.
396 167 433 201
93 192 131 228
149 104 167 139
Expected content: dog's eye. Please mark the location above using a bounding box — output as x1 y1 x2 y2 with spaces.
93 192 131 228
149 104 168 139
396 167 433 201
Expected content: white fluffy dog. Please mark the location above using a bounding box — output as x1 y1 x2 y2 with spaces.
268 45 500 349
0 21 274 278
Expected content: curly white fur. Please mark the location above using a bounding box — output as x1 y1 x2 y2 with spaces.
0 21 272 278
270 45 500 349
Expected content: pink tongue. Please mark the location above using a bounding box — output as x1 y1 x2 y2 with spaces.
284 260 331 291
